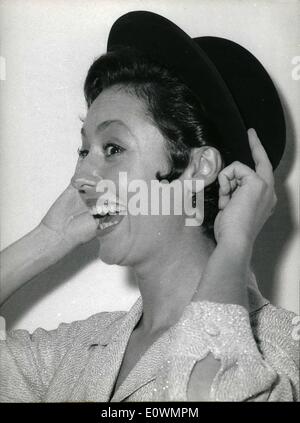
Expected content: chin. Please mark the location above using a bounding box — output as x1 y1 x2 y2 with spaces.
97 239 128 266
97 245 119 265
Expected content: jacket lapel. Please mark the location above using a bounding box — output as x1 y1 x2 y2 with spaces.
111 328 171 402
71 296 144 402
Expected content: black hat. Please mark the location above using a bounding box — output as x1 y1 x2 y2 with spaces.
107 11 286 170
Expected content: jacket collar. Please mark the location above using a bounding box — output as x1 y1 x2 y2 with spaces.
87 296 143 348
85 271 269 402
79 295 145 402
86 295 171 402
111 328 171 402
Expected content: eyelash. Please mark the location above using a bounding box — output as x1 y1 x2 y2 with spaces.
103 143 125 157
77 143 125 159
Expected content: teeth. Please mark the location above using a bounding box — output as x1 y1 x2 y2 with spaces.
89 199 127 217
90 203 126 216
96 204 109 215
108 204 122 214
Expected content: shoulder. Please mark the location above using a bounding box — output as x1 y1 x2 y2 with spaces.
0 309 128 402
62 309 127 341
66 309 127 334
5 309 127 350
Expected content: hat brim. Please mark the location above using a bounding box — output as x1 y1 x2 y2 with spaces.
107 11 286 170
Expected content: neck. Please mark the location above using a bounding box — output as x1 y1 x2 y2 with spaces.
132 229 216 335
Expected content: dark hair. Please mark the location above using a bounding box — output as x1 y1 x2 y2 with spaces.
84 48 233 240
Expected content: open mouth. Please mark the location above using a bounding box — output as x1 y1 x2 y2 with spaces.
88 201 127 232
92 211 124 231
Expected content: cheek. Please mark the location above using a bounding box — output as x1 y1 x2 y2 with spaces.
97 204 184 266
133 213 184 245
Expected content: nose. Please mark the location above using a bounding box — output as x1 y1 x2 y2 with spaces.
71 176 99 193
71 159 102 194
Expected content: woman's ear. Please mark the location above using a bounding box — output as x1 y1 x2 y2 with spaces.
183 147 223 188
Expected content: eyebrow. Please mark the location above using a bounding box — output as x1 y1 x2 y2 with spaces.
80 119 135 138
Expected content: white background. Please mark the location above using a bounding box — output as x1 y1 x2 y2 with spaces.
0 0 299 332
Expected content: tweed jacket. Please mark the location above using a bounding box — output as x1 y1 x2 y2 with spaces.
0 291 299 402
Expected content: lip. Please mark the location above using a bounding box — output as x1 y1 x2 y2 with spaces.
95 212 125 237
85 198 99 208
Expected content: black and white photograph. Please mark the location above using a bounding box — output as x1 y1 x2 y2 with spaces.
0 0 299 405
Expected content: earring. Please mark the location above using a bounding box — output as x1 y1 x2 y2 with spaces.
192 193 196 208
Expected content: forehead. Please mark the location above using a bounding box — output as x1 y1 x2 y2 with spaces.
83 86 149 132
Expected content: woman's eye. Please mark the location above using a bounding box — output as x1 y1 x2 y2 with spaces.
103 143 125 157
77 148 89 158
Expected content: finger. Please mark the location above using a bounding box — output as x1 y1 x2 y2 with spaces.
218 173 231 210
69 210 98 244
218 193 230 210
218 172 231 195
64 183 89 214
229 178 238 192
247 128 273 182
219 160 255 182
69 209 98 231
218 161 255 210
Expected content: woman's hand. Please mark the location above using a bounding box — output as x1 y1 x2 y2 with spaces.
192 128 277 307
214 128 277 250
0 184 98 305
40 184 98 250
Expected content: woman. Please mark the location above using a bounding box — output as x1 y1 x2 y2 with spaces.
0 11 298 402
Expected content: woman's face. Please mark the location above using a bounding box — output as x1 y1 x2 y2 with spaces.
73 86 191 266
